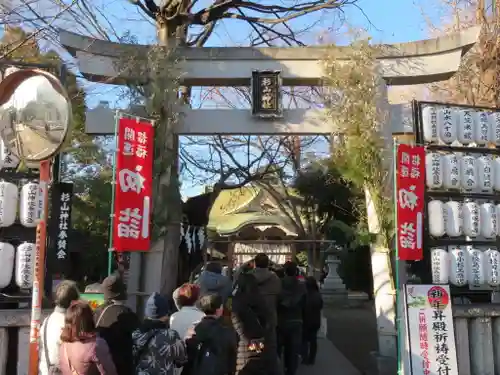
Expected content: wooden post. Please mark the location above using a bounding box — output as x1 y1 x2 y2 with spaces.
28 160 50 375
0 328 7 375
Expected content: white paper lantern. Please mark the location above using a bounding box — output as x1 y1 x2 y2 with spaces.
428 200 446 237
485 249 500 287
438 107 457 144
457 109 475 144
474 111 492 145
0 181 18 227
431 248 449 284
0 138 19 169
445 201 462 237
15 242 35 289
422 105 439 143
463 201 480 237
494 158 500 191
460 156 477 190
442 154 461 189
477 155 494 192
425 153 443 188
489 112 500 145
450 247 468 286
468 248 485 286
480 203 497 239
20 183 39 228
0 242 15 289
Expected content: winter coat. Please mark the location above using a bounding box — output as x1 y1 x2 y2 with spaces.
231 291 268 375
132 320 187 375
303 289 323 332
196 271 232 303
170 306 205 339
184 316 238 375
59 337 117 375
277 276 306 327
94 301 140 375
249 268 281 329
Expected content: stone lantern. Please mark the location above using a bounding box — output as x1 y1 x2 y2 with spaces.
320 244 347 304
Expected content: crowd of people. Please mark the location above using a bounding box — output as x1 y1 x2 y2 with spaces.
38 253 324 375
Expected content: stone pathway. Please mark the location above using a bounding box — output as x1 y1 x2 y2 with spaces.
297 338 361 375
324 301 379 374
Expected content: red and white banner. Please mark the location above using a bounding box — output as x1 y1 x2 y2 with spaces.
113 118 154 252
396 144 425 261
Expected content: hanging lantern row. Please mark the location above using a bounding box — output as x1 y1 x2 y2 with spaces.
431 247 500 287
428 200 500 238
422 105 500 146
0 181 43 228
425 152 500 191
0 242 35 290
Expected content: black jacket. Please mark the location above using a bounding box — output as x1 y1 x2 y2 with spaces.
94 301 140 375
277 276 306 327
232 291 268 374
303 289 323 332
185 316 238 375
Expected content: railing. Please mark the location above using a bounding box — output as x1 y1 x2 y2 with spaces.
0 309 50 375
453 304 500 375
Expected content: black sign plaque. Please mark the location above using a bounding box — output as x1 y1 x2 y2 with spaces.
49 182 74 275
251 70 283 118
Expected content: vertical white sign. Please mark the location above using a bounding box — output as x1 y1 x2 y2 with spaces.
405 284 458 375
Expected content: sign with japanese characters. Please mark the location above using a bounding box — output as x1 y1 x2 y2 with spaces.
251 70 283 118
405 285 458 375
112 117 154 252
49 182 73 271
396 144 425 260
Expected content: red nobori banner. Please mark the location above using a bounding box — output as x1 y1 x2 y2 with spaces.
113 118 154 252
396 144 425 261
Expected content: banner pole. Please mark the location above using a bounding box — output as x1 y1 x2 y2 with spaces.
393 141 403 375
108 111 120 276
28 159 51 375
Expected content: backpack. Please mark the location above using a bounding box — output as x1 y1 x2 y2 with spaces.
190 340 223 375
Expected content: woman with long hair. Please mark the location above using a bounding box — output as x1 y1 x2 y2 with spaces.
59 300 117 375
301 277 323 365
231 272 270 375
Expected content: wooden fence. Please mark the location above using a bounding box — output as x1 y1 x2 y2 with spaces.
453 304 500 375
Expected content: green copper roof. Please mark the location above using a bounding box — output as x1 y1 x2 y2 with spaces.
203 185 303 235
209 186 261 217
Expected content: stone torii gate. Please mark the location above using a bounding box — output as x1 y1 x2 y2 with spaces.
58 27 479 375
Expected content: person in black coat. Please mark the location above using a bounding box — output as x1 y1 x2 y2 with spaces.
302 276 323 365
231 272 270 375
93 274 139 375
277 262 306 375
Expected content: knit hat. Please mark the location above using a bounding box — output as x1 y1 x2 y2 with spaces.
144 292 170 320
101 274 127 301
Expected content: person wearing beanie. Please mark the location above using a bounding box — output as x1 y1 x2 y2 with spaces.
94 274 139 375
132 292 187 375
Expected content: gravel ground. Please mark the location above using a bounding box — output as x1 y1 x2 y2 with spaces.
324 301 379 375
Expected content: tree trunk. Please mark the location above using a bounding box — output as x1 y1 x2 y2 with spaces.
156 22 183 295
134 21 184 301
